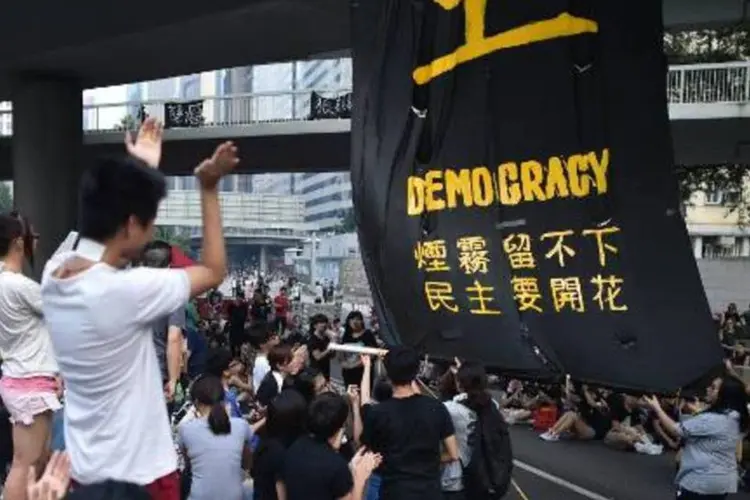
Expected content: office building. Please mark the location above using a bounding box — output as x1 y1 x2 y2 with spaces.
298 172 352 230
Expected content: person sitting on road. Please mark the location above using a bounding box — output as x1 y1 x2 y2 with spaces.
541 384 613 443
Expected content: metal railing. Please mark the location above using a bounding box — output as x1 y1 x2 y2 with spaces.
0 88 352 136
667 61 750 104
157 191 306 225
0 62 749 137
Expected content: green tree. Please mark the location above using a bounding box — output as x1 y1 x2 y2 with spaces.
665 28 750 221
0 183 12 213
154 226 192 253
116 114 138 131
333 209 357 233
664 29 750 65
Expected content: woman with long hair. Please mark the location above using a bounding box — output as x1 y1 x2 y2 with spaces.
0 213 61 500
177 375 254 500
647 374 750 499
441 362 492 499
252 389 307 500
339 311 378 388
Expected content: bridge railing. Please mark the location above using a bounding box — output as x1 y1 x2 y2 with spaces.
0 62 748 137
667 61 750 105
158 191 306 225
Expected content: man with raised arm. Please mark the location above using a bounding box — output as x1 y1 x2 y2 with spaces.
40 118 239 500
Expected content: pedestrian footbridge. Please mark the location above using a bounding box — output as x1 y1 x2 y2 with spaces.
0 62 748 173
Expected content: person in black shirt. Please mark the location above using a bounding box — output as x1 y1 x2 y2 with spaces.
339 311 379 388
308 314 335 380
257 345 295 407
282 393 380 500
725 303 742 326
603 393 647 451
361 346 459 500
289 367 328 405
250 289 271 326
252 389 307 500
731 343 750 367
228 293 248 357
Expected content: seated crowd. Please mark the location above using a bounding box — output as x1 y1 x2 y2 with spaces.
1 116 748 500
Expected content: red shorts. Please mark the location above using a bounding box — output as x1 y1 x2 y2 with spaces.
71 470 180 500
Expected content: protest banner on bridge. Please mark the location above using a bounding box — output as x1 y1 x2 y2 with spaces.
350 0 723 391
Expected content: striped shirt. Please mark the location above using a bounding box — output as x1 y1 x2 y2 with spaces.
676 410 740 495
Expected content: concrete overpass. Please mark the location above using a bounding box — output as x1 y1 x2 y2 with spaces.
2 1 747 270
0 62 748 179
0 1 745 100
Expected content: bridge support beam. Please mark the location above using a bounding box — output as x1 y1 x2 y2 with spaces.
12 76 83 276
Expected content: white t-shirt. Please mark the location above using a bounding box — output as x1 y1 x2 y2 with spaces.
41 240 190 485
0 267 58 378
253 354 270 393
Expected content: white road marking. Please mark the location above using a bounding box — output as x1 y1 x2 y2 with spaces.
514 459 614 500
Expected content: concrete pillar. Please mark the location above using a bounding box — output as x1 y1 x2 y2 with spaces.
742 237 750 258
692 236 704 260
259 245 268 275
12 76 83 276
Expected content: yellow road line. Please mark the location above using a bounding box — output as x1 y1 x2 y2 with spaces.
512 477 531 500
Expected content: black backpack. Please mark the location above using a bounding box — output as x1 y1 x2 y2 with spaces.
460 401 514 500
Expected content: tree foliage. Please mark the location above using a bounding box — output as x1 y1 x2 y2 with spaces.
116 114 138 131
665 29 750 220
664 29 750 64
333 208 356 234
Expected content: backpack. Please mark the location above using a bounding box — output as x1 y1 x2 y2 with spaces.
460 401 514 500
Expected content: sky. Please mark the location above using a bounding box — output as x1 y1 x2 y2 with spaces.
83 84 128 130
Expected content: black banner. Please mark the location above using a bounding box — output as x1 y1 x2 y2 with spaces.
164 100 205 129
351 0 723 391
310 92 352 120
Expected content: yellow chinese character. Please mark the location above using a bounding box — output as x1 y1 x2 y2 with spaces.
502 233 536 270
414 240 450 272
457 236 490 275
582 226 621 267
549 277 585 312
591 275 628 312
424 281 459 313
541 230 576 267
466 280 501 315
510 277 543 313
413 0 598 85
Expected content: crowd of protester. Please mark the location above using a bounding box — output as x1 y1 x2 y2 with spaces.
0 117 746 500
440 302 750 500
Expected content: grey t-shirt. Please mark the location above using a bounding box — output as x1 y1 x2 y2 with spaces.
177 417 253 500
153 306 186 382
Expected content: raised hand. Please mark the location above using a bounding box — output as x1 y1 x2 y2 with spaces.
360 354 371 369
194 141 240 189
347 385 360 407
643 395 660 410
350 448 382 481
125 117 163 168
27 451 71 500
